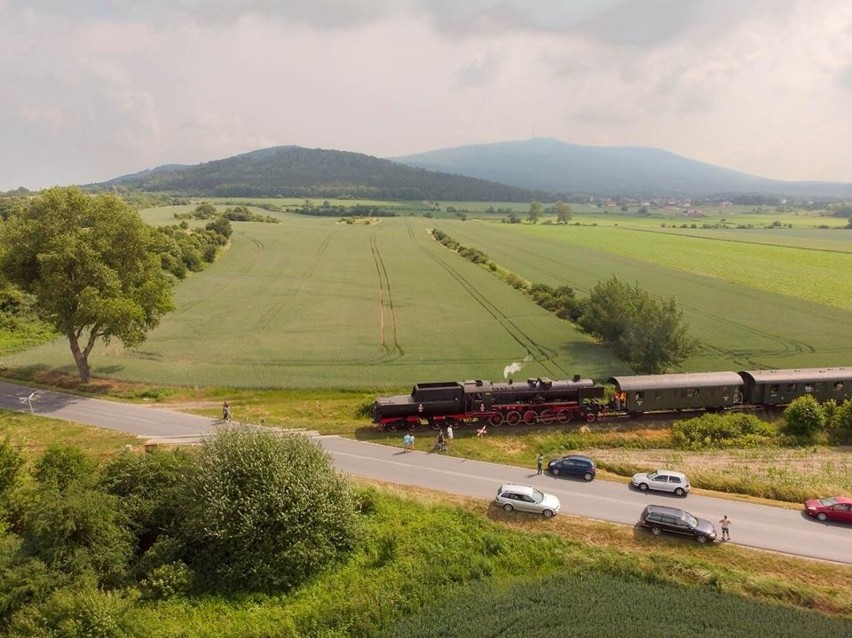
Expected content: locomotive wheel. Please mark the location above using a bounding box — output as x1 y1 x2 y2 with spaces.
556 410 573 424
429 420 441 430
540 409 556 424
387 423 399 432
523 410 538 425
505 411 521 425
489 414 503 427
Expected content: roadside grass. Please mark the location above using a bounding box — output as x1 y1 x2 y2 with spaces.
119 483 852 637
0 410 139 460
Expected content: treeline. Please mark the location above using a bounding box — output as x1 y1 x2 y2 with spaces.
672 396 852 450
292 201 398 218
431 230 696 373
0 428 361 634
93 147 547 202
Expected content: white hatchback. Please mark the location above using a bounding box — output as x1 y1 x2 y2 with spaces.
630 470 691 497
495 484 561 518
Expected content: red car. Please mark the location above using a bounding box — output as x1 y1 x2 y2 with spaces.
804 496 852 523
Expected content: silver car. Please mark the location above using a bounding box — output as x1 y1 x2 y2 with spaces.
495 484 561 518
630 470 691 497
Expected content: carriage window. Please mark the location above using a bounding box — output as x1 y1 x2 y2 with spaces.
787 383 797 392
684 388 700 398
769 385 779 396
835 382 844 391
634 392 644 405
655 391 663 400
722 387 730 399
804 384 814 393
815 383 824 392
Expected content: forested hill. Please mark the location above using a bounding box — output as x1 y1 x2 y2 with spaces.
95 146 543 202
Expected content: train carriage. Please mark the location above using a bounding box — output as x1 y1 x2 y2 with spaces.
740 367 852 406
608 372 744 414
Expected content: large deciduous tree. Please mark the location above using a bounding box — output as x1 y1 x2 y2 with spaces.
0 187 175 383
578 276 697 374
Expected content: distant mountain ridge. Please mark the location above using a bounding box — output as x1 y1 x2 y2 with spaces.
392 138 852 199
96 146 542 202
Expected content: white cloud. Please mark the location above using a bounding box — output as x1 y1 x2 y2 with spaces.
0 0 850 190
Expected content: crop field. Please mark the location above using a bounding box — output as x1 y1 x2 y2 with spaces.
2 209 622 388
4 200 850 388
437 218 852 371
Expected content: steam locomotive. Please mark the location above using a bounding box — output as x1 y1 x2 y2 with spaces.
371 367 852 431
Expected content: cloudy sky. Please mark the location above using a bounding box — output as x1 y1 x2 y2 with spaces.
2 0 851 191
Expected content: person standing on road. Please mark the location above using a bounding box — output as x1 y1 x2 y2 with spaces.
403 433 411 452
719 515 731 541
536 452 543 475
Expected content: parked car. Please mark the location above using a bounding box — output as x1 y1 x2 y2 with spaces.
804 496 852 523
495 484 561 518
630 469 690 497
638 504 717 543
547 454 596 481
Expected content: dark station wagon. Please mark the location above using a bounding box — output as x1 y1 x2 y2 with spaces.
547 455 596 481
638 504 717 543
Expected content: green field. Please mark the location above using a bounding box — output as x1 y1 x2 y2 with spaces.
2 209 622 388
3 202 850 388
441 217 852 371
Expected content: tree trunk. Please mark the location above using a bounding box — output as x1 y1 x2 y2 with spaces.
67 333 91 383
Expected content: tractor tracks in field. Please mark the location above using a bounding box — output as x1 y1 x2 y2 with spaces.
371 234 403 356
408 224 568 378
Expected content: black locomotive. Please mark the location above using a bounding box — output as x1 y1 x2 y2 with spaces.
371 367 852 430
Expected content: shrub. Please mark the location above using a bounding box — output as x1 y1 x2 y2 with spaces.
183 427 361 592
138 561 194 600
0 436 23 498
671 413 777 449
783 395 826 439
33 446 97 491
21 485 134 587
829 399 852 443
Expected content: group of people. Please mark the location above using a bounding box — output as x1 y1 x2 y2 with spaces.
433 424 454 451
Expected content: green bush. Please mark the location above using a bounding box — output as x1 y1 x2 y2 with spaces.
784 395 826 439
829 399 852 443
671 413 777 449
21 485 134 587
183 427 361 592
0 436 23 499
33 446 97 492
138 561 193 601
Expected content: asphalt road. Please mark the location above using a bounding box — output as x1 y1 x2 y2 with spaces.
2 381 850 565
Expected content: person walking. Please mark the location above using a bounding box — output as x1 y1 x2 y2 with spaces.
536 452 544 475
222 401 232 422
719 515 731 541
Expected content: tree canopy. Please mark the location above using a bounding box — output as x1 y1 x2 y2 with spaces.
578 276 697 373
0 187 175 382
